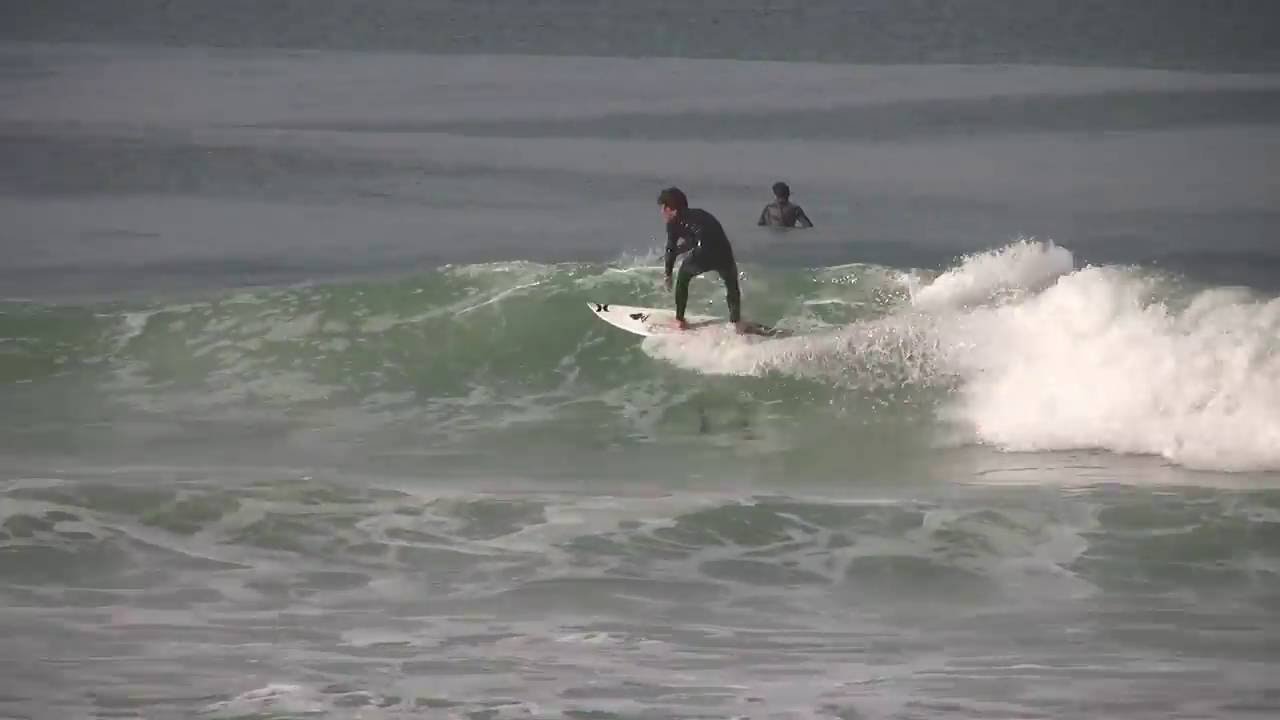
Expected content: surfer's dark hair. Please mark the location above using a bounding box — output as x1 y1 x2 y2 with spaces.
657 187 688 211
772 181 790 199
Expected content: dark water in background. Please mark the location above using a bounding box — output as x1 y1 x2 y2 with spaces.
2 3 1279 719
7 0 1280 71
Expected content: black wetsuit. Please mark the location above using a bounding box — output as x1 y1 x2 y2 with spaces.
664 207 741 323
757 200 814 228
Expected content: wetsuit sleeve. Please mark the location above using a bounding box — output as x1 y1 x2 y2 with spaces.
795 206 814 228
664 223 680 276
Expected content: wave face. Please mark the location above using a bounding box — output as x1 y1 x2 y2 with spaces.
6 239 1275 474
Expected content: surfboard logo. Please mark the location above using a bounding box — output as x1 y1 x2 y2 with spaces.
593 303 609 312
629 312 648 321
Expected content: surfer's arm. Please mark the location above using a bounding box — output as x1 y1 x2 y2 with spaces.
794 206 814 228
663 226 690 277
757 205 769 226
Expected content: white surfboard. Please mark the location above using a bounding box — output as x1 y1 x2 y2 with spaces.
587 302 719 337
587 302 789 338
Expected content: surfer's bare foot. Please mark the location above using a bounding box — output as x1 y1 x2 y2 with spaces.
735 321 749 334
675 318 690 331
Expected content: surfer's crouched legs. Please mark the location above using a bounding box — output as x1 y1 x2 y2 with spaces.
675 257 741 323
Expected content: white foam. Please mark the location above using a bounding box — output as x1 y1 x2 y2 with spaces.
200 684 323 718
114 310 159 347
643 242 1073 383
645 239 1280 473
642 314 941 392
939 264 1280 472
261 310 321 341
910 238 1076 312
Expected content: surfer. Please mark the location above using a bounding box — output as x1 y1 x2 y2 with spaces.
757 181 814 228
658 187 745 333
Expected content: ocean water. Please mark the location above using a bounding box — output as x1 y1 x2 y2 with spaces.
3 3 1280 719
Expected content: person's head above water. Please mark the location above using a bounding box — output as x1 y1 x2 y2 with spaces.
758 181 812 228
657 186 688 222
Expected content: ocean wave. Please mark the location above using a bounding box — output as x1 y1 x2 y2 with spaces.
2 240 1278 473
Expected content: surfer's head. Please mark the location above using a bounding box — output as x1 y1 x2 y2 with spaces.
772 181 791 200
657 186 688 222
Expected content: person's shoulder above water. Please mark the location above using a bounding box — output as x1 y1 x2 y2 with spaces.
757 181 814 229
